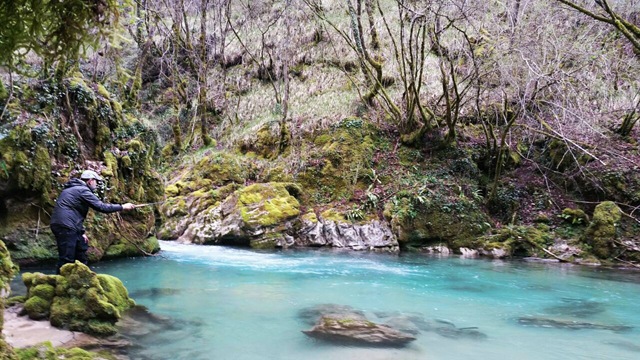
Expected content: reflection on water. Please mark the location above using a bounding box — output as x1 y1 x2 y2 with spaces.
12 241 640 360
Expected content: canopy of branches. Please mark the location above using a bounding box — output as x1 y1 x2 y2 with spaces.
0 0 118 69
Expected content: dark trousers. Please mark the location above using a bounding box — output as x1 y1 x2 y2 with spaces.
51 224 88 274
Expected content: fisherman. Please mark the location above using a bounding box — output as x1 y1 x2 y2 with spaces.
50 170 136 274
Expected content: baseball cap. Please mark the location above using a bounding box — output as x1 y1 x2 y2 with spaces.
80 170 104 181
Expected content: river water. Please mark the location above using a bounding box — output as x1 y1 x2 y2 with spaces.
15 241 640 359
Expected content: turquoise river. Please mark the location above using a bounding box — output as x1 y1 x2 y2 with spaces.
14 241 640 359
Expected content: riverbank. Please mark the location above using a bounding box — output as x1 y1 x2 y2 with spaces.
2 305 130 359
3 305 87 348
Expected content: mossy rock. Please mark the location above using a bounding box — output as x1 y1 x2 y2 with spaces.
0 223 57 263
583 201 621 259
240 123 290 160
103 236 160 259
24 295 52 320
384 195 490 250
186 151 250 186
548 139 593 171
298 118 378 204
23 262 134 336
320 208 346 223
476 224 553 257
15 341 117 360
30 284 55 300
0 79 7 101
0 240 18 291
560 208 589 225
1 241 18 358
236 182 301 228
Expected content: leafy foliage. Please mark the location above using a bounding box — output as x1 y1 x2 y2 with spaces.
0 0 119 69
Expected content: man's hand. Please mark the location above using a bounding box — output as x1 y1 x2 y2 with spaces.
83 234 89 244
122 203 136 211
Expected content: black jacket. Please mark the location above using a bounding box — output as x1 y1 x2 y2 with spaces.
50 178 123 233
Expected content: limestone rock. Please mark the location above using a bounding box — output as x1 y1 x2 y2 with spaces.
297 219 398 251
303 314 416 346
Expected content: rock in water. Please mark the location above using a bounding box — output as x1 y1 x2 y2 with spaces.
302 314 416 347
297 304 365 326
517 317 633 333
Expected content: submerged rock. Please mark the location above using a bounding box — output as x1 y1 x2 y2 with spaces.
300 304 416 346
517 316 633 333
435 325 487 340
298 304 365 326
543 298 606 318
116 305 174 338
603 340 640 353
302 314 416 346
128 288 182 300
374 311 433 334
432 319 488 340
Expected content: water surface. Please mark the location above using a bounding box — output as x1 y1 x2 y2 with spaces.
17 241 640 359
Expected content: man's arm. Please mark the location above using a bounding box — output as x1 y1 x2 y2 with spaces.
80 188 130 213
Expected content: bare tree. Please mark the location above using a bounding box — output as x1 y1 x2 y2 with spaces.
554 0 640 136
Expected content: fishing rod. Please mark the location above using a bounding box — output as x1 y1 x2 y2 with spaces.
134 201 165 208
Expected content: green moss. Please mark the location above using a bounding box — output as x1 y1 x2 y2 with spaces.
182 151 248 186
1 240 19 358
298 118 378 204
26 263 133 336
128 139 144 152
24 296 51 320
6 295 26 306
313 134 331 146
96 84 111 99
85 319 117 336
560 208 589 225
165 184 180 197
30 284 55 300
584 201 621 259
121 155 132 167
96 274 136 311
250 235 280 249
385 192 491 250
320 208 345 222
474 224 553 257
301 211 318 223
15 341 114 360
236 183 301 227
0 240 18 287
0 79 7 101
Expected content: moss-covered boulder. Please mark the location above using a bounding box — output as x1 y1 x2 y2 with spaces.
584 201 622 259
0 240 18 359
298 118 377 204
22 262 134 336
383 193 490 251
177 182 301 248
239 123 291 160
475 224 554 258
158 150 256 239
559 208 589 225
0 200 57 263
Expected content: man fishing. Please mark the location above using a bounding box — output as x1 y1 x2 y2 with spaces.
50 170 136 274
